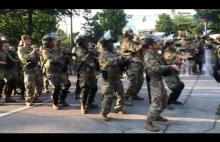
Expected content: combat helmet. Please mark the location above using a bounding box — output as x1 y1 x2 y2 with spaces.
42 35 54 44
122 27 134 37
74 30 88 44
143 34 160 45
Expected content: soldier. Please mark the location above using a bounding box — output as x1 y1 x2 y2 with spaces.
163 39 191 110
39 46 50 93
99 30 132 121
17 35 43 106
2 37 20 103
53 37 72 106
182 36 198 75
0 37 7 105
41 35 71 110
195 35 206 74
72 31 99 114
143 34 180 132
120 27 144 106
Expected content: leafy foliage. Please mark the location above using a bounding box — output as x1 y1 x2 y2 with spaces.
155 14 174 35
82 9 127 43
0 9 80 45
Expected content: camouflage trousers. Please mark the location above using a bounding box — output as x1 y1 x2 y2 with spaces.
101 77 125 115
4 68 20 97
147 79 168 122
43 73 49 89
126 63 144 98
79 72 98 105
47 72 71 104
24 67 43 103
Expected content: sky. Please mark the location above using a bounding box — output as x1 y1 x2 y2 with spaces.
58 9 196 34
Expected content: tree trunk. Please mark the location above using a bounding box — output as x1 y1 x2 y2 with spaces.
27 9 33 37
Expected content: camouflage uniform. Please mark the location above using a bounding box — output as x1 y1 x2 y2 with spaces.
98 30 127 121
121 38 144 102
163 47 185 109
143 48 170 131
53 42 71 106
73 45 98 114
3 48 20 102
0 46 7 105
40 46 50 93
17 35 43 106
42 36 70 110
182 39 197 74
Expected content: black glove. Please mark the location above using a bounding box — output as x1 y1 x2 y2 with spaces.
187 56 194 60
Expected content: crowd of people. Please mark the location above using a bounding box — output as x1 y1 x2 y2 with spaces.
1 28 220 132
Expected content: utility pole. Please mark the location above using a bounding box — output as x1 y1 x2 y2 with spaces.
204 20 207 35
177 18 180 31
70 9 73 48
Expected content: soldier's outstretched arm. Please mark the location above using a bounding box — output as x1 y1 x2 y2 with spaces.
144 54 172 73
5 51 19 62
100 52 122 66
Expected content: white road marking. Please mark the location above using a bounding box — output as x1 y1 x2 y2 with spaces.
0 99 52 118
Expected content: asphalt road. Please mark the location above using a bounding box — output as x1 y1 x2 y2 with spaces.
0 74 220 133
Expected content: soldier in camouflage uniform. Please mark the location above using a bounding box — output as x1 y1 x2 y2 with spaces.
2 37 19 103
143 34 180 132
120 27 144 106
42 35 71 110
99 30 131 121
0 37 7 105
53 37 72 106
72 31 99 114
39 46 50 93
17 35 43 106
163 39 191 110
182 36 198 74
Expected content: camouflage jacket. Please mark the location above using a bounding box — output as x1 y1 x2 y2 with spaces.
99 49 122 79
143 49 173 80
17 45 39 71
42 47 64 73
182 42 197 56
73 46 97 75
164 48 182 65
0 49 7 79
120 38 143 60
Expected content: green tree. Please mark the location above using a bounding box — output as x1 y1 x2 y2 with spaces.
155 13 174 35
82 9 127 43
194 9 220 33
0 9 81 45
172 14 203 34
57 28 67 40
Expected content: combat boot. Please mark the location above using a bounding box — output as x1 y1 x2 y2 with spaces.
114 108 126 114
81 104 87 114
216 106 220 115
124 97 132 106
44 89 50 93
155 116 168 122
52 104 61 110
166 105 174 110
5 96 16 103
131 95 144 100
144 121 159 132
20 95 25 100
32 98 43 103
59 100 69 107
87 103 99 109
100 114 110 121
172 101 182 105
25 102 33 107
0 99 3 106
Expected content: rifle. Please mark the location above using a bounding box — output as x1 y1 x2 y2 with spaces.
145 70 151 104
